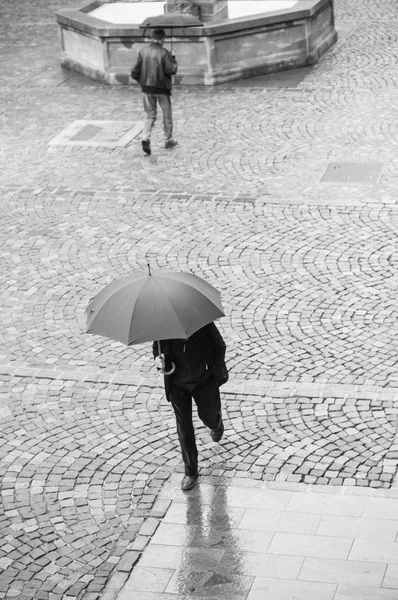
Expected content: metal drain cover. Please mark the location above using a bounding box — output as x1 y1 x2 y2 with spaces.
49 120 144 147
321 162 384 184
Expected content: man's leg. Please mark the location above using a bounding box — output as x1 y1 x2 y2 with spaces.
169 385 199 477
141 93 157 154
193 377 223 440
157 94 176 147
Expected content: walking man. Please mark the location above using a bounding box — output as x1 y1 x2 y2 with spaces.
153 322 228 491
131 28 178 155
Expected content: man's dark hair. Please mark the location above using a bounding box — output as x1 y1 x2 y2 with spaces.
152 29 166 41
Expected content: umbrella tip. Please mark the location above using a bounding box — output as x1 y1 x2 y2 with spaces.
147 263 151 276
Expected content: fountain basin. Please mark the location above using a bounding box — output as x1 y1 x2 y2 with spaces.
56 0 337 86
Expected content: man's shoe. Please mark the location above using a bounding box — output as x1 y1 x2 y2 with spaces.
142 139 151 155
181 474 198 491
165 139 178 149
211 420 224 443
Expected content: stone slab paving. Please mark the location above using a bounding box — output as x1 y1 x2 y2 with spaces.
115 474 398 600
1 0 398 598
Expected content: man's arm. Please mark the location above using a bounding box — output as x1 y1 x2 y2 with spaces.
131 53 142 82
208 322 226 363
163 51 178 76
207 322 228 385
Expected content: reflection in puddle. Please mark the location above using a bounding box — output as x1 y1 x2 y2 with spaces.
166 485 251 597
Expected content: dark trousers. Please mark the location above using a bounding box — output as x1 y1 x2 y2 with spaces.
169 376 222 476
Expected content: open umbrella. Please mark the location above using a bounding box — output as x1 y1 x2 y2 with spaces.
86 266 224 372
140 13 203 52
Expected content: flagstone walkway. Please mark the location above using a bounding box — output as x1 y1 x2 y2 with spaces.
116 474 398 600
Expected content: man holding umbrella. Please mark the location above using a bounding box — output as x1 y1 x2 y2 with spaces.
131 28 178 155
154 322 228 491
86 267 227 492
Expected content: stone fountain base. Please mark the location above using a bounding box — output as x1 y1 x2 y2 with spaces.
56 0 337 86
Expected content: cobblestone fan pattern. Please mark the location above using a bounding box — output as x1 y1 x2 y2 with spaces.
1 189 397 386
4 86 398 199
2 0 398 598
1 371 398 598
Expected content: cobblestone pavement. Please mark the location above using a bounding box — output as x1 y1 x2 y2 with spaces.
1 0 398 598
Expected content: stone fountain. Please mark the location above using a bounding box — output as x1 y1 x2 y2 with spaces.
56 0 337 86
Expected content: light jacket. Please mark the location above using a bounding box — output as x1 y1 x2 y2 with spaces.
131 42 178 95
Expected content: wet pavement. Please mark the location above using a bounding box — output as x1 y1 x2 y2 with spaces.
1 0 398 598
117 474 398 600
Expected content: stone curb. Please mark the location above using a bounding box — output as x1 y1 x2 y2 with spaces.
2 186 398 207
1 361 398 401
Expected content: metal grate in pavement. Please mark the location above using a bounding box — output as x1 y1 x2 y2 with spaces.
321 162 384 184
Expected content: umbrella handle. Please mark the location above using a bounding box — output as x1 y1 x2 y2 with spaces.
162 362 176 376
157 341 176 375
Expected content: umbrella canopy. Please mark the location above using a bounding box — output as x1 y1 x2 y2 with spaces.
140 13 203 29
86 269 224 346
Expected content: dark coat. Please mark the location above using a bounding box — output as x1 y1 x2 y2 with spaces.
153 322 228 401
131 42 178 95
